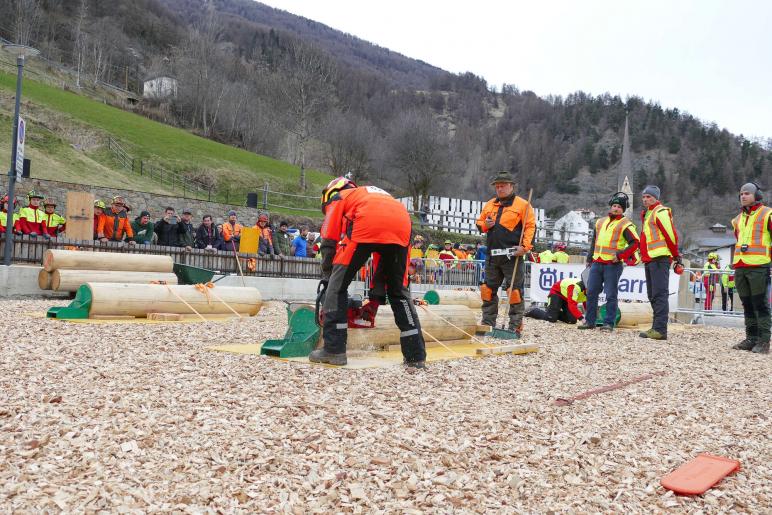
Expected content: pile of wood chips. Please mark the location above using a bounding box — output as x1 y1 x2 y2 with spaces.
1 299 769 512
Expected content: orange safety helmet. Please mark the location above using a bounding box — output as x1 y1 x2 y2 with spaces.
321 176 357 213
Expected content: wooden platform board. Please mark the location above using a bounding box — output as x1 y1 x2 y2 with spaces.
65 191 94 241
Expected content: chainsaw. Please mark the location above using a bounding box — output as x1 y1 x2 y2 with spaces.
315 280 376 329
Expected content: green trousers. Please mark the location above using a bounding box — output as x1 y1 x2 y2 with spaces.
734 266 771 343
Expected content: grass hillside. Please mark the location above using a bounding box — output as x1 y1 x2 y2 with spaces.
0 68 330 215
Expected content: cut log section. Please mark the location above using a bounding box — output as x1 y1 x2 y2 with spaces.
43 249 174 273
86 283 262 318
423 289 483 308
347 304 478 351
617 302 653 328
51 269 178 292
38 269 53 290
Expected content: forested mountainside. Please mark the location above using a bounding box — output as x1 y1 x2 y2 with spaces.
2 0 770 234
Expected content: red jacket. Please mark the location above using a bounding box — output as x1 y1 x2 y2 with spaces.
17 204 46 235
549 281 585 320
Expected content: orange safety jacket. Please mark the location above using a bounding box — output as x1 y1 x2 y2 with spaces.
101 208 134 241
320 185 412 272
222 222 243 242
476 194 536 251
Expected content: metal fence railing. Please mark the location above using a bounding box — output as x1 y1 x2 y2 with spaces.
0 235 322 279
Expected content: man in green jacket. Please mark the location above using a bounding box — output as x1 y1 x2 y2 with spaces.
131 210 154 245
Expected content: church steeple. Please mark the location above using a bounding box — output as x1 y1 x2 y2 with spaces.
618 113 633 217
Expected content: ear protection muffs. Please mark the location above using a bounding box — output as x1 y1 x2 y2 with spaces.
739 181 763 201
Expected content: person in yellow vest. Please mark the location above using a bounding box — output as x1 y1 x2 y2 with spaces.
409 235 425 259
538 247 554 263
579 193 640 331
41 198 66 238
552 242 570 263
525 276 587 324
730 182 770 354
17 190 46 236
638 185 681 340
438 240 457 264
1 194 20 235
720 264 735 312
702 252 720 310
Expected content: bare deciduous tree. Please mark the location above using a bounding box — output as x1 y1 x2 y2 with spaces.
13 0 41 47
322 110 380 181
273 42 337 189
386 109 451 209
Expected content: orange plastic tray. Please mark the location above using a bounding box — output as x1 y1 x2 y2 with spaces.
661 453 740 495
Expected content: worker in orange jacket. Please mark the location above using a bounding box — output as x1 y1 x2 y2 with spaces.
100 196 135 244
476 171 536 336
310 177 426 368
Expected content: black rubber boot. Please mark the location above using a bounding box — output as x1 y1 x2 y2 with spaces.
751 340 769 354
309 348 347 366
732 339 756 351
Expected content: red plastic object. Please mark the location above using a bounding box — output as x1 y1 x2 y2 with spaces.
660 453 740 495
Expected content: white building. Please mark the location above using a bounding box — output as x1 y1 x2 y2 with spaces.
143 76 178 100
552 210 592 244
398 195 546 235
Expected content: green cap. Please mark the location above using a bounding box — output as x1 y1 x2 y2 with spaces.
490 171 515 185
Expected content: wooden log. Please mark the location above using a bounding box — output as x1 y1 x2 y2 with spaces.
85 283 262 318
423 289 483 308
617 302 653 328
51 270 178 292
38 269 53 290
43 249 174 273
347 304 478 350
147 313 183 321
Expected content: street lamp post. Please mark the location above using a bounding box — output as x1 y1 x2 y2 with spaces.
2 44 39 266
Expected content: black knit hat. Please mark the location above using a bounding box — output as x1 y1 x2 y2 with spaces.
609 192 629 211
490 171 515 185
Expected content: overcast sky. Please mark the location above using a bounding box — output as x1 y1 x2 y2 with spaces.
259 0 772 140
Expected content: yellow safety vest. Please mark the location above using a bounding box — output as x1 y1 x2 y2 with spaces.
721 265 735 288
539 250 554 263
642 205 676 259
559 278 586 303
18 206 45 224
409 247 424 259
553 251 569 263
592 216 636 261
732 205 772 266
0 211 19 229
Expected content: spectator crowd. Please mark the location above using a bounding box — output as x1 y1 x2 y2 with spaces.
1 190 321 258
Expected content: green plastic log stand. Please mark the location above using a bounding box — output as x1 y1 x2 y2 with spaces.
260 304 321 358
47 285 92 319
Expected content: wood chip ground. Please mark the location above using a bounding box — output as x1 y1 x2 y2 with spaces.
1 299 769 512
